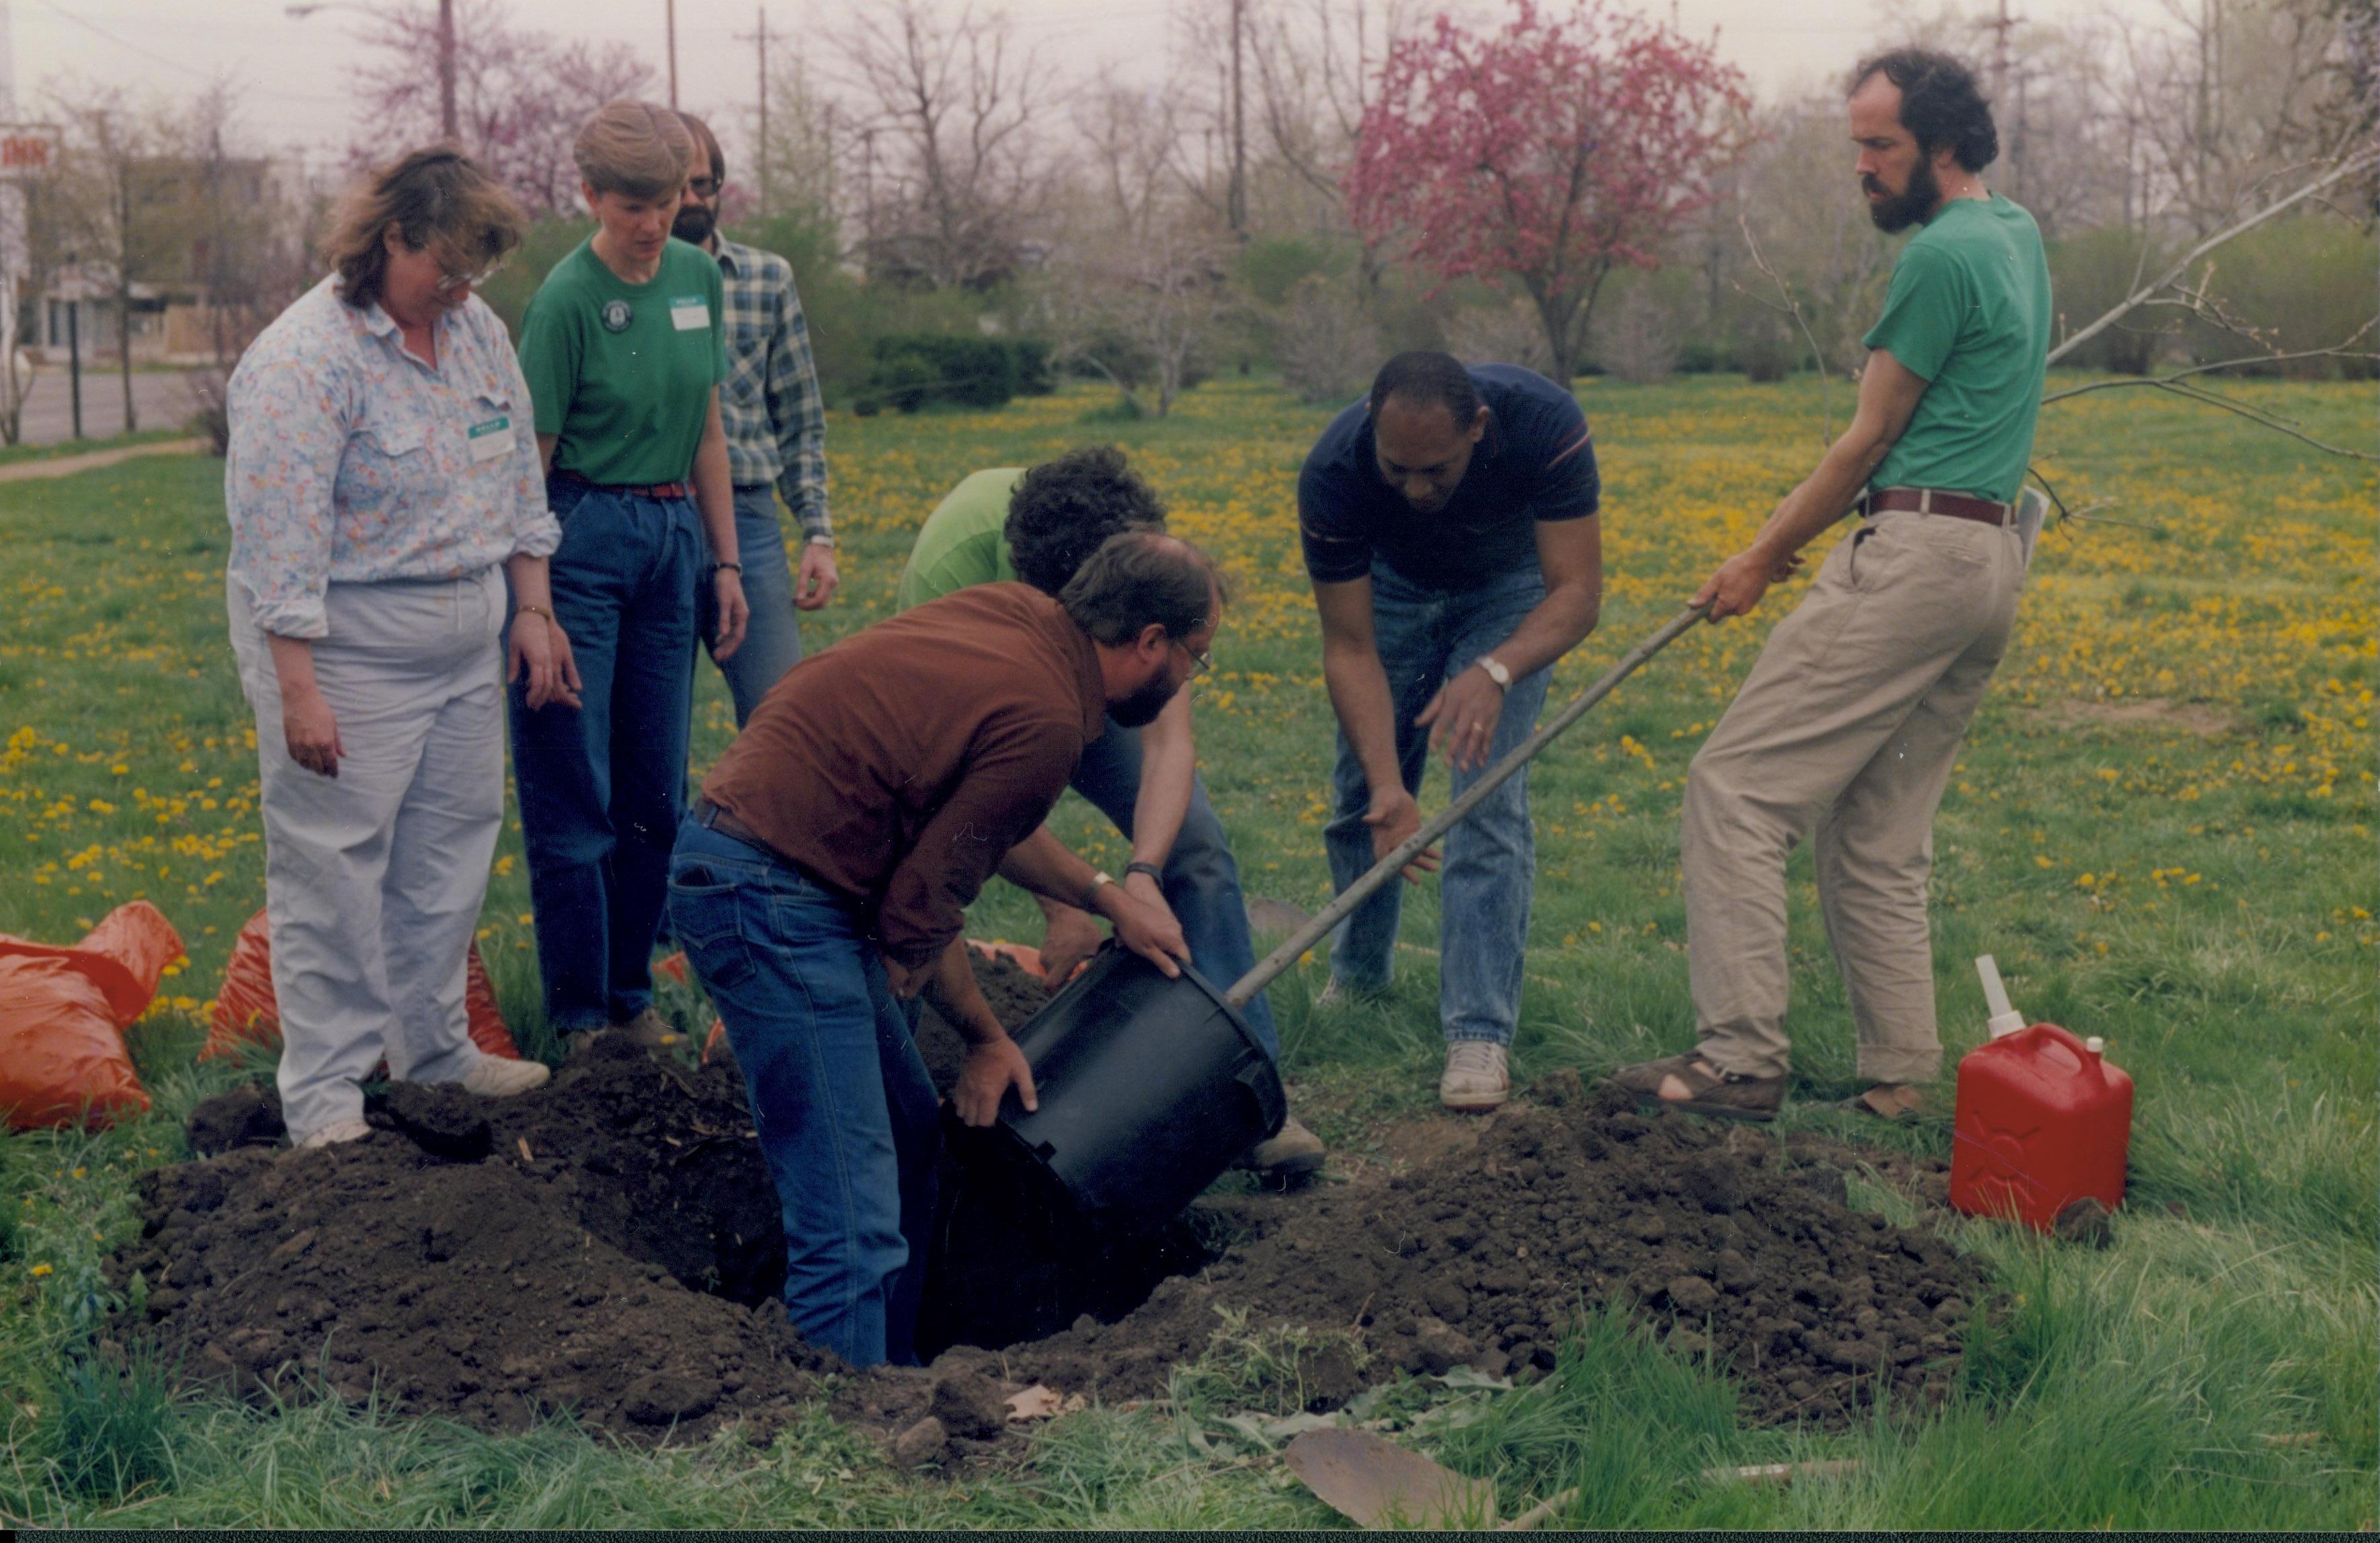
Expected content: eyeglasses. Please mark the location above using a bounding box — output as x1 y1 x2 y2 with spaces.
1172 638 1212 677
688 176 722 198
434 257 507 294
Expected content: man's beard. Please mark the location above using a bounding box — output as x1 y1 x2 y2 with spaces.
1864 157 1940 233
1108 672 1180 729
672 203 719 245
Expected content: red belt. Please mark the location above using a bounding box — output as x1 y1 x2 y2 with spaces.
1859 487 2012 526
618 481 693 500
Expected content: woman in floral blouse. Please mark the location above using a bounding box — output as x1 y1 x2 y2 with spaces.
225 148 575 1146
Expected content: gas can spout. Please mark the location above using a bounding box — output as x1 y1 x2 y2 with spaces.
1975 954 2026 1039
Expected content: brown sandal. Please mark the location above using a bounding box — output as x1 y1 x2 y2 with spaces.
1609 1052 1784 1122
1842 1083 1926 1122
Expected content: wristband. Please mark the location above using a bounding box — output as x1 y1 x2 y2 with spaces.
516 603 553 623
714 560 743 574
806 534 835 548
1124 861 1164 882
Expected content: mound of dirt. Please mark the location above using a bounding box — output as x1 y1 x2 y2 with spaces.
118 946 1987 1445
113 1036 827 1442
1004 1074 1987 1427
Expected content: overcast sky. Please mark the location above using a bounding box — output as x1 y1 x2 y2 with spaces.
17 0 2183 171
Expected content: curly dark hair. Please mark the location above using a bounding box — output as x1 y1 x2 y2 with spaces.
1003 446 1167 595
1850 47 1998 173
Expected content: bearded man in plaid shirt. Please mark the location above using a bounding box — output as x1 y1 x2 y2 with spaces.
673 113 839 724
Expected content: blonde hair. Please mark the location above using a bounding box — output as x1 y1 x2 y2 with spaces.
321 147 525 309
574 99 696 202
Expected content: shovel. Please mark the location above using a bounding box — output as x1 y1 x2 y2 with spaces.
968 605 1710 1222
1284 1427 1863 1530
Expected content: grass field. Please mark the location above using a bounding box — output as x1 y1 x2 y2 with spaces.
0 371 2371 1526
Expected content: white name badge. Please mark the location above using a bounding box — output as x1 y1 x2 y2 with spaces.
670 295 710 332
467 414 515 463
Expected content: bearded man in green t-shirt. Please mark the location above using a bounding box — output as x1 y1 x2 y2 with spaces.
1614 47 2049 1124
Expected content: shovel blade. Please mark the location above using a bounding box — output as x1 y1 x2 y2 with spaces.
1284 1428 1497 1529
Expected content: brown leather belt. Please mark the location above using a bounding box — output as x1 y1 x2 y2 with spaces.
691 797 783 862
1860 487 2013 526
619 481 694 499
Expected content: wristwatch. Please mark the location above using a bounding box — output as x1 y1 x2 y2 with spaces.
1478 655 1512 690
1083 870 1117 909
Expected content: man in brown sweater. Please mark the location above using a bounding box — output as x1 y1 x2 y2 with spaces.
666 530 1217 1367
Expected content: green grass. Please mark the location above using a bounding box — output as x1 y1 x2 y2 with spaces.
0 371 2371 1526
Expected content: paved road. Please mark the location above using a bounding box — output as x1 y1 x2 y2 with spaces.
11 368 202 446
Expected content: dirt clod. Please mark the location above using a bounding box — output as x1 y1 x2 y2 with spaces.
2053 1196 2115 1249
185 1083 284 1157
930 1370 1010 1440
892 1415 948 1468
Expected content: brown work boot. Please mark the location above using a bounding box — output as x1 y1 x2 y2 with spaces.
1609 1052 1784 1122
1236 1116 1327 1181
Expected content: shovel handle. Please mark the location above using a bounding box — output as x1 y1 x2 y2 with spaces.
1224 603 1710 1011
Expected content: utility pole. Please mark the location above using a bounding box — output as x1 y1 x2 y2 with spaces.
438 0 456 139
755 9 770 216
1227 0 1247 238
667 0 680 109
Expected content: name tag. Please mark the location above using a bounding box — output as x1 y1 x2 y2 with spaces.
670 295 710 332
467 414 515 463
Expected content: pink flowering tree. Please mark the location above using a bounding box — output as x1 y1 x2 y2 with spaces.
1346 0 1752 382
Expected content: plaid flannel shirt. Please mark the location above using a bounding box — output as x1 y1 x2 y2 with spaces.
714 237 831 543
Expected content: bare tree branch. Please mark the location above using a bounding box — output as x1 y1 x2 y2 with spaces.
2047 149 2380 366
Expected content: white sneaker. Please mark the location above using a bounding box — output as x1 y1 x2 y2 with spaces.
460 1054 551 1098
1439 1041 1510 1112
296 1116 374 1149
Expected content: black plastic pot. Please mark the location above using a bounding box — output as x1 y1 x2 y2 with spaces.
946 948 1285 1233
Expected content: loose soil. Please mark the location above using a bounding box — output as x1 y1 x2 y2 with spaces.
115 955 1986 1447
1001 1073 1988 1426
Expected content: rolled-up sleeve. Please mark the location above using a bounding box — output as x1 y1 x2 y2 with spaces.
224 353 347 638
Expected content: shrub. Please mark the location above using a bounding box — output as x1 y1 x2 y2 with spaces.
1271 277 1383 406
858 334 1047 413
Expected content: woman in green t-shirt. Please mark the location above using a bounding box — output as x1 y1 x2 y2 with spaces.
510 99 748 1049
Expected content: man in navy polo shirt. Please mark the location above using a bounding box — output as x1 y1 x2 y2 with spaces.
1301 351 1603 1111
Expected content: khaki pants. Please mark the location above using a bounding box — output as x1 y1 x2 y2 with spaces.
1681 513 2025 1083
229 569 507 1142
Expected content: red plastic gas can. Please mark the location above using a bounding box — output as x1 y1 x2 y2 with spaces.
1949 1022 2133 1233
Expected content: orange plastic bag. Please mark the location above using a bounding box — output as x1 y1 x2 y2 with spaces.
203 907 521 1061
0 901 186 1029
0 955 151 1129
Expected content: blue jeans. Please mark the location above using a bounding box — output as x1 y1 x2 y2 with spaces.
509 482 703 1032
698 485 806 728
666 818 940 1368
1071 719 1279 1058
1323 560 1551 1045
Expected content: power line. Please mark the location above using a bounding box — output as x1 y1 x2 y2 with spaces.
31 0 348 106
